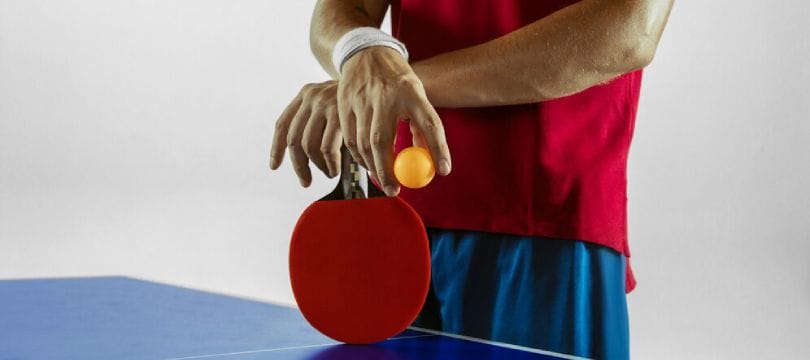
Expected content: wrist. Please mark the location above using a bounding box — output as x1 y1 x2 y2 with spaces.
331 27 409 76
341 46 413 79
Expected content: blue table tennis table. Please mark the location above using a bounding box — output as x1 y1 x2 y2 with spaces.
0 277 585 360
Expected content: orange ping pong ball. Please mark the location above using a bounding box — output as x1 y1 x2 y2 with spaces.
394 146 435 189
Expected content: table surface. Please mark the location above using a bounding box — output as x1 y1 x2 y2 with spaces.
0 277 584 360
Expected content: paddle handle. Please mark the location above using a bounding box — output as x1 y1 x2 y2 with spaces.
340 146 365 200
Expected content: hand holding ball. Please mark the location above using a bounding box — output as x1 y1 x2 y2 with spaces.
394 147 435 189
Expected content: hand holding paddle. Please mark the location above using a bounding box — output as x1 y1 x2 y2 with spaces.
289 147 430 344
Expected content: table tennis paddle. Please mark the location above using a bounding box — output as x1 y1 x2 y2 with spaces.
289 147 430 344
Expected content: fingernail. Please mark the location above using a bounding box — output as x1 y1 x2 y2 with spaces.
384 185 398 196
269 156 277 169
438 160 451 175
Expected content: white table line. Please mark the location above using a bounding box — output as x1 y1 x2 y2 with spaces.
408 326 592 360
161 334 437 360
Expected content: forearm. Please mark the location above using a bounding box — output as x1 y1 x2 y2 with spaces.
310 0 389 78
411 0 674 108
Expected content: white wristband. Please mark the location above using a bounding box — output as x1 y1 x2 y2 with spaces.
331 27 409 75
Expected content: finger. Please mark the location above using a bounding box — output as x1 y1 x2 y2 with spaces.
302 109 330 177
370 106 398 196
369 171 380 189
287 106 313 187
270 96 303 170
410 102 452 176
409 120 428 148
338 103 362 166
288 147 312 187
355 105 376 175
321 107 342 178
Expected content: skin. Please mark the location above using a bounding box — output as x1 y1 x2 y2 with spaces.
270 80 341 186
271 0 674 193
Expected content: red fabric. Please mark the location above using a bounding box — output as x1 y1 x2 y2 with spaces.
289 197 431 343
391 0 640 292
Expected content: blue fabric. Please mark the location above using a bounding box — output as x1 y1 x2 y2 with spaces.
413 228 630 360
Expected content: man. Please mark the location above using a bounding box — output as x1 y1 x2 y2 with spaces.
271 0 673 358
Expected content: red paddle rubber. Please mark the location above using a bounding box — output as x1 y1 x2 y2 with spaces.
289 196 430 344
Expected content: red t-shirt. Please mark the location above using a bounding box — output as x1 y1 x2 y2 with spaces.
391 0 640 291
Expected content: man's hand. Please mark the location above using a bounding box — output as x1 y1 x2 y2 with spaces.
270 81 342 187
338 46 452 196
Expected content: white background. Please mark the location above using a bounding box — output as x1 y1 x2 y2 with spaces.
1 1 808 359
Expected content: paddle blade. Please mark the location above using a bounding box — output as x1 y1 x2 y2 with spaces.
289 197 430 344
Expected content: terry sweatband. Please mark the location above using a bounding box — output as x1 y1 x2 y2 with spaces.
331 27 409 75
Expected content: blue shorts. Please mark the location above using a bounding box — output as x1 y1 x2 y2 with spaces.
412 228 629 360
